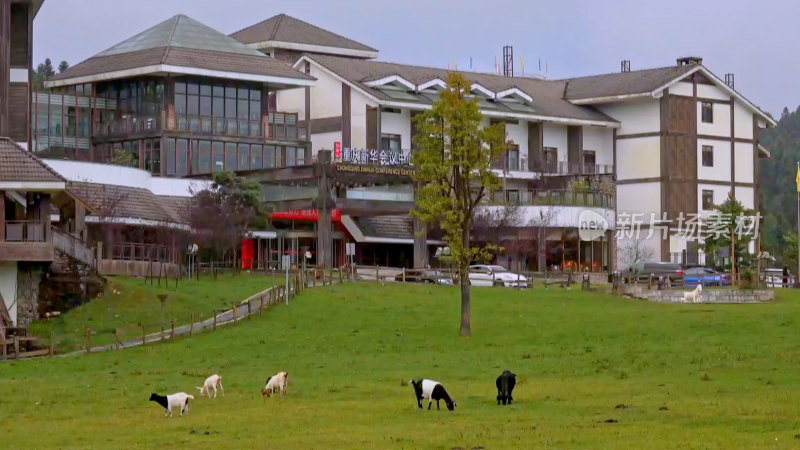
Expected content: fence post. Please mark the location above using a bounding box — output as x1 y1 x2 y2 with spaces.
376 265 379 282
141 324 146 345
213 310 217 331
402 267 406 283
232 304 237 323
339 267 343 283
171 320 175 340
313 269 317 287
114 328 120 350
189 314 194 337
50 331 55 356
260 295 264 314
85 327 91 353
160 323 165 342
247 300 252 319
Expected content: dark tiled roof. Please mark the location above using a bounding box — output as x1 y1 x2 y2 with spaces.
357 215 414 240
67 182 189 225
50 15 313 84
563 64 697 101
0 138 66 183
230 14 377 53
306 55 617 124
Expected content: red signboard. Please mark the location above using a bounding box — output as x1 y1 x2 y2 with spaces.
334 142 342 159
270 209 342 222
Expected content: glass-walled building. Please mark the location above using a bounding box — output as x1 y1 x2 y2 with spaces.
37 14 314 178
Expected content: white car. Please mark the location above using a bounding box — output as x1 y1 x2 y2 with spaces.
468 265 528 288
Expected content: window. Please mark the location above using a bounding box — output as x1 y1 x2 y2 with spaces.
583 150 596 174
251 144 263 169
543 147 557 172
702 145 713 167
264 145 275 168
198 141 211 174
238 143 251 171
506 144 519 171
296 147 306 166
212 141 224 172
176 139 188 176
506 190 520 204
380 134 401 151
225 142 237 170
152 140 161 175
286 146 296 167
165 139 176 175
702 190 714 210
701 102 713 123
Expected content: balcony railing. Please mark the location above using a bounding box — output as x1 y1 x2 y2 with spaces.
498 158 613 176
3 221 49 243
95 111 308 141
488 189 614 209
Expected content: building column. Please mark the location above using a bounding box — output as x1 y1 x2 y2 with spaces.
0 191 5 241
316 150 333 269
0 0 10 137
607 230 616 272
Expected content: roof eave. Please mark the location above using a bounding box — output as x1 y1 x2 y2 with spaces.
247 40 378 59
569 92 655 105
0 181 66 191
46 64 315 89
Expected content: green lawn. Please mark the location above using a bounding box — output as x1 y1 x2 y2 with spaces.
29 273 278 353
4 283 800 449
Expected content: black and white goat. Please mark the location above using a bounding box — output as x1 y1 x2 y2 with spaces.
496 370 517 405
149 392 194 417
409 379 456 411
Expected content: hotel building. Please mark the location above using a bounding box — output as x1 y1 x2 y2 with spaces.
5 9 777 280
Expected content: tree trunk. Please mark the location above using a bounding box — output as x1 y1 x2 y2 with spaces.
459 226 471 336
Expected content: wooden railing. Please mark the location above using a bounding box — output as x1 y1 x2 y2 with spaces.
3 221 48 243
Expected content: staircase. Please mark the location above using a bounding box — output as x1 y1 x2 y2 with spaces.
52 229 96 268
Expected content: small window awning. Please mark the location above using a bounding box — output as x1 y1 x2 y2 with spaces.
758 143 771 158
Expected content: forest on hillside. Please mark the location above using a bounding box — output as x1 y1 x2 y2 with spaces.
759 106 800 267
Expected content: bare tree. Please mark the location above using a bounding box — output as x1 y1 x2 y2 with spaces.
528 207 560 272
472 202 521 260
617 239 654 271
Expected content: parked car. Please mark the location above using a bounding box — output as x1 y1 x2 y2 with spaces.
763 268 794 288
621 261 684 285
468 265 528 287
683 267 728 287
394 269 454 285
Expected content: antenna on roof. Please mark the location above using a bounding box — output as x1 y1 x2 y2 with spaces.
503 45 514 77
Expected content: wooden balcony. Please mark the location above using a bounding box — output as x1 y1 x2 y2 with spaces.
0 221 54 262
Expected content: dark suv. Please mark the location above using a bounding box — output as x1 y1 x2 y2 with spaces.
621 261 684 284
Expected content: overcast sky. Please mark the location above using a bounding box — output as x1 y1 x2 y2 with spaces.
33 0 798 116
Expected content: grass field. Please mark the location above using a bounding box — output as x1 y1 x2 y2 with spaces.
4 283 800 449
29 273 278 353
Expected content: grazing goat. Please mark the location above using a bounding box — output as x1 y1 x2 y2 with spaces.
408 379 456 411
496 370 517 405
149 392 194 417
683 284 703 303
197 374 224 399
261 371 289 397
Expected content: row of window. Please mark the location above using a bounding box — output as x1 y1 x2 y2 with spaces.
174 79 262 121
103 139 307 177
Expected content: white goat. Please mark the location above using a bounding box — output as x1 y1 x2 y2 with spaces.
262 371 289 397
683 284 703 303
196 374 224 399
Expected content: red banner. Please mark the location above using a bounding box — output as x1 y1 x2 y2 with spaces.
270 209 341 222
241 239 254 269
334 142 342 159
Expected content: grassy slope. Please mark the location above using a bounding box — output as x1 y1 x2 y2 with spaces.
29 273 278 353
3 284 800 449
